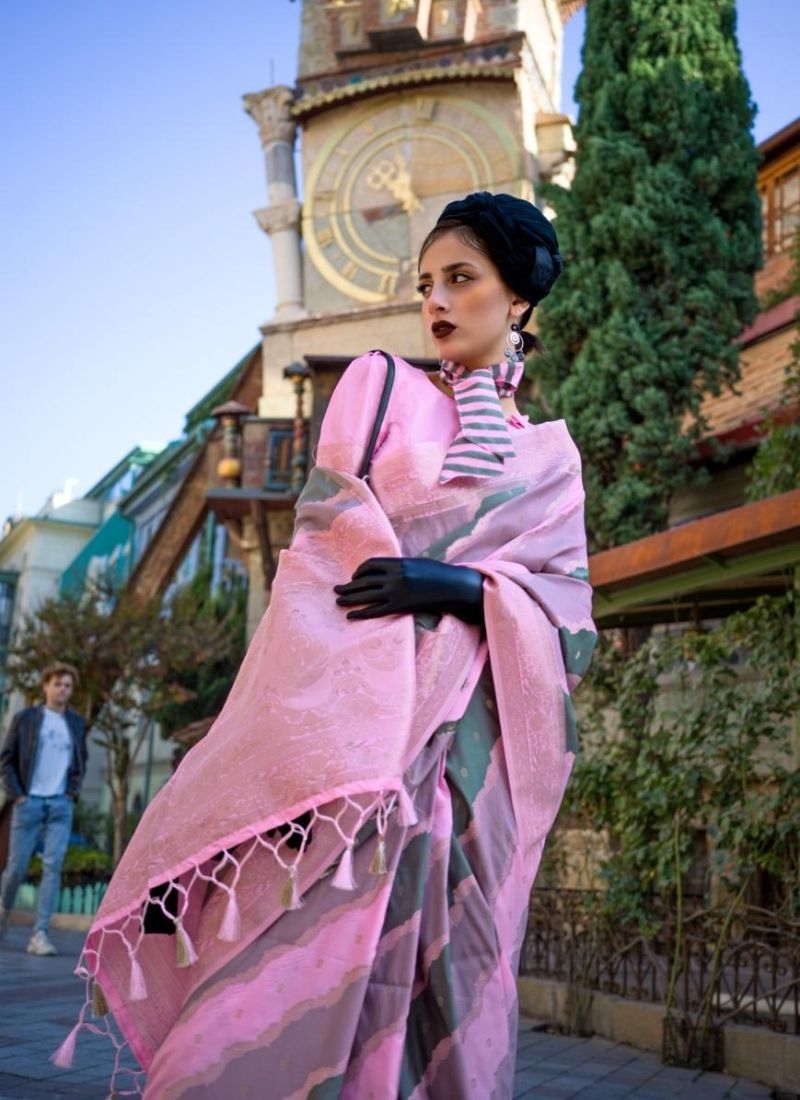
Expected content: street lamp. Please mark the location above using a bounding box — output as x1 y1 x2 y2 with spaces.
210 400 251 487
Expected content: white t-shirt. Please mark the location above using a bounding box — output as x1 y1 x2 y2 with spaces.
29 708 73 797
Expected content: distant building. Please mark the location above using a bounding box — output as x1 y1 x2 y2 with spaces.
758 117 800 289
122 348 255 602
59 353 256 808
589 117 800 628
58 445 164 598
669 116 800 528
0 495 97 715
0 448 163 718
1 341 258 815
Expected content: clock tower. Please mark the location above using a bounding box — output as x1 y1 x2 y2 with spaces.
244 0 575 416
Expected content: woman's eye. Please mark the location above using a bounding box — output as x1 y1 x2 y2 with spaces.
451 272 471 284
416 282 431 297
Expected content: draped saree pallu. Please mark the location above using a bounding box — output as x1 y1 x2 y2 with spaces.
60 353 596 1099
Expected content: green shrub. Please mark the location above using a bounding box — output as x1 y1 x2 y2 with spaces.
27 845 112 884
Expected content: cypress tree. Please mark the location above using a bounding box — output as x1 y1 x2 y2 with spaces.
536 0 761 550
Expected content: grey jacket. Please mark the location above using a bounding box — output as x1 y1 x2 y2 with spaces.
0 705 87 801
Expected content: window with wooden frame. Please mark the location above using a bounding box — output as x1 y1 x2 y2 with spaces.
759 144 800 258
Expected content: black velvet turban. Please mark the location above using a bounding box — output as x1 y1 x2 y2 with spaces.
434 191 564 307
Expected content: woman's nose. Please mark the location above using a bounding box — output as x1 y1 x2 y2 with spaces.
426 284 448 311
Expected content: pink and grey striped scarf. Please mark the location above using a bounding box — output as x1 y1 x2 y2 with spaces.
438 355 525 482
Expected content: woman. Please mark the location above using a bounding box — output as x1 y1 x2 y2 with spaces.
59 192 595 1098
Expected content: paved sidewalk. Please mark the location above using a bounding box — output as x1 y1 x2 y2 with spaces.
0 924 777 1099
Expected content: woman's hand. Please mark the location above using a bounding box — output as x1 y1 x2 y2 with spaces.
334 557 484 625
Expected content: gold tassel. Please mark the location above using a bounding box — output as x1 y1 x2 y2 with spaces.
92 981 109 1018
281 867 302 910
369 836 387 876
175 920 199 968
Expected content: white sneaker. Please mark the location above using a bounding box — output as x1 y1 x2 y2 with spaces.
0 907 8 939
27 930 58 956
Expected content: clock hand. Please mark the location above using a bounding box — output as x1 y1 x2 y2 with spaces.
365 152 423 215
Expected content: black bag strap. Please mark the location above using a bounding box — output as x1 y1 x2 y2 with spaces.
357 350 396 482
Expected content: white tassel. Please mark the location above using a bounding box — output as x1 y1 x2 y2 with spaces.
397 787 417 826
332 844 356 890
51 1022 81 1068
128 954 148 1001
218 891 242 941
281 867 303 910
175 920 199 967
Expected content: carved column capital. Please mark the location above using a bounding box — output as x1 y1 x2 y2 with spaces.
254 200 302 237
243 86 296 148
245 88 304 319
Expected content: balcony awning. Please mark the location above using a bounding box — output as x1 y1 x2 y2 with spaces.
589 488 800 626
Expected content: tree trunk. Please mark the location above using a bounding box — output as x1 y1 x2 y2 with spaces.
111 782 128 868
110 734 131 868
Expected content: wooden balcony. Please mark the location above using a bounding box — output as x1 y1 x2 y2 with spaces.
203 414 309 590
204 416 303 521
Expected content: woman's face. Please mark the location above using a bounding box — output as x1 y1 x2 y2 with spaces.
417 230 527 370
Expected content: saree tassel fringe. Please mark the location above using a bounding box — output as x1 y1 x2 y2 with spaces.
281 867 303 911
218 891 242 941
51 1022 81 1068
175 920 199 968
128 954 148 1001
370 836 387 877
92 980 109 1018
331 844 356 890
397 786 417 826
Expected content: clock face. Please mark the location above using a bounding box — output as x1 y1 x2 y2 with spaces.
302 92 522 304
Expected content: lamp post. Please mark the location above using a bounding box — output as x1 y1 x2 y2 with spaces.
210 400 250 487
282 361 311 494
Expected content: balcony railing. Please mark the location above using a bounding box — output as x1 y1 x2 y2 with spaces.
239 417 297 492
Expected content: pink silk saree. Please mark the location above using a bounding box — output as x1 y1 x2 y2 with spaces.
63 352 595 1098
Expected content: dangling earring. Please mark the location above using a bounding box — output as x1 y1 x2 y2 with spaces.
505 321 524 362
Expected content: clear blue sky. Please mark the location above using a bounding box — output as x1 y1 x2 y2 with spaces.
1 1 797 525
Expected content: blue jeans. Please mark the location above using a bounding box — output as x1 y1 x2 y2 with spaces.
0 794 73 933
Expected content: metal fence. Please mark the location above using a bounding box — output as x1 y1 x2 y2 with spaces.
521 889 800 1034
16 879 108 918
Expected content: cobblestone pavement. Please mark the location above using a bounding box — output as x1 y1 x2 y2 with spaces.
0 923 777 1099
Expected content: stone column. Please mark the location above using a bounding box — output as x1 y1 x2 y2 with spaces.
254 200 304 320
243 86 306 320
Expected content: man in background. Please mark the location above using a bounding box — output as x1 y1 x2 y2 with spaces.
0 662 87 955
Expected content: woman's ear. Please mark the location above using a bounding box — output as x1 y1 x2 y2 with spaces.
510 296 530 321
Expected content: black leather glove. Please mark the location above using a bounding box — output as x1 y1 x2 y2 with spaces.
334 557 484 626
